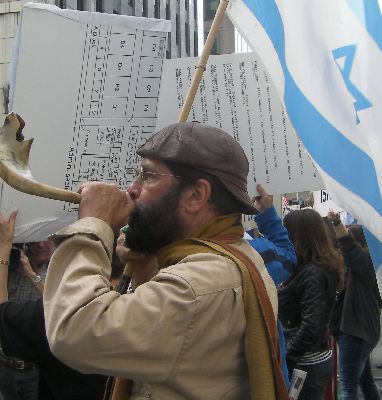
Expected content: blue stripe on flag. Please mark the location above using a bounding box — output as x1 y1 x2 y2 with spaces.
243 0 382 216
346 0 382 51
332 45 373 124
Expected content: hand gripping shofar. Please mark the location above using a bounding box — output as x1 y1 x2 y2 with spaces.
0 112 81 204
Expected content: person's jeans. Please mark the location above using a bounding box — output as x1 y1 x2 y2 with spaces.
0 364 39 400
337 334 380 400
296 356 333 400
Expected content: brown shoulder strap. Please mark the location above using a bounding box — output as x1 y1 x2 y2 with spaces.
103 377 131 400
196 239 289 400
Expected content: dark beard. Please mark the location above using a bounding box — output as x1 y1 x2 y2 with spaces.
124 184 185 254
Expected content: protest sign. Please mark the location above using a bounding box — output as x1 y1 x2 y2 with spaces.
156 52 324 197
1 3 170 241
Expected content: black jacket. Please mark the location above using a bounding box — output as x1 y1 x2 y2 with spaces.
278 263 338 366
330 235 381 347
0 299 107 400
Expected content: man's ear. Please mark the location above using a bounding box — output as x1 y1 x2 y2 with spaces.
182 179 212 214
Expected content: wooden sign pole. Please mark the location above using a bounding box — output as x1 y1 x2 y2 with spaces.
178 0 229 123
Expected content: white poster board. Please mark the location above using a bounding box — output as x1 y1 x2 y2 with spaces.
313 190 343 217
1 3 170 242
156 53 324 198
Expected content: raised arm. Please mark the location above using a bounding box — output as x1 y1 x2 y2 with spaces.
327 211 373 278
253 185 296 283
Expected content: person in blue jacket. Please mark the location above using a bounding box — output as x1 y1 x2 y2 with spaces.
246 184 297 386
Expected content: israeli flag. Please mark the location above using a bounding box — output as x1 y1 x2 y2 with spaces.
227 0 382 270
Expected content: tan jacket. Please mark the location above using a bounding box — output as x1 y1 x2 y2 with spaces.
44 218 277 400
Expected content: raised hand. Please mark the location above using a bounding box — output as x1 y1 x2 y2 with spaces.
327 210 348 238
20 251 36 279
327 210 340 224
252 184 273 213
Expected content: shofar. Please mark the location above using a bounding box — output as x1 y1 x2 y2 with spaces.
0 112 81 204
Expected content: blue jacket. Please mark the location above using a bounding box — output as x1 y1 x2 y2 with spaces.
247 206 297 385
248 206 296 286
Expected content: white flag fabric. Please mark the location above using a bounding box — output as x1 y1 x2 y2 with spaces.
227 1 382 264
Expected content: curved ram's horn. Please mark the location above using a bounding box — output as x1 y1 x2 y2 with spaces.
0 112 81 204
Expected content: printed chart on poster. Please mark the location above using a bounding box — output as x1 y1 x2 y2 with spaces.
0 3 170 242
156 52 324 198
65 23 166 210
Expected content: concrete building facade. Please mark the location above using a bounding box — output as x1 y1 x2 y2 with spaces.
0 0 198 121
203 0 234 55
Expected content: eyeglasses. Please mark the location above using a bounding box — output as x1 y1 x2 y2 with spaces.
133 166 182 183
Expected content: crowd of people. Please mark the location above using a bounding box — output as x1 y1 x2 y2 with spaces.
0 122 380 400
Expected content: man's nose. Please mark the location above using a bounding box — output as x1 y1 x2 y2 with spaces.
127 178 141 201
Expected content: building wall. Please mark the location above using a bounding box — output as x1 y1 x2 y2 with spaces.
203 0 235 55
0 0 198 122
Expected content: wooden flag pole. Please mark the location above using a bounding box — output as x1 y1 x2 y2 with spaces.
178 0 230 123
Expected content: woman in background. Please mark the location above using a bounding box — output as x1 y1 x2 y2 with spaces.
280 208 344 400
328 213 381 400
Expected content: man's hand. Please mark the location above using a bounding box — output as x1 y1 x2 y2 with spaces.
20 251 36 279
116 230 131 267
78 182 135 233
252 184 273 213
327 210 340 224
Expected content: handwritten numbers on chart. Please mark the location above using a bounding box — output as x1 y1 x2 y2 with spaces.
89 101 99 117
136 77 160 98
91 80 102 101
139 57 162 77
109 33 135 55
103 77 131 97
107 55 133 76
91 25 100 38
141 36 166 58
134 98 157 118
101 97 127 118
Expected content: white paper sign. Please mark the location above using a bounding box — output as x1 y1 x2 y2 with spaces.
313 189 343 217
156 53 324 198
0 3 170 242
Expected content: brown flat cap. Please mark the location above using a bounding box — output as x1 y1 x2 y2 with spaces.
137 122 257 215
